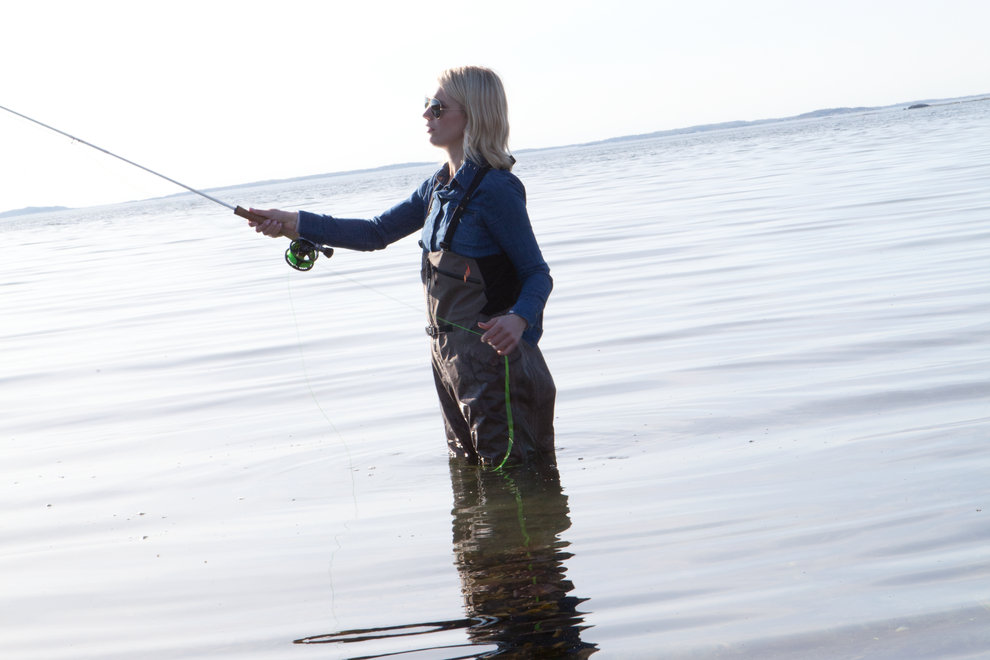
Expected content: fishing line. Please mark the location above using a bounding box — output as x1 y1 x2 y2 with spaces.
283 270 360 627
0 102 264 223
284 271 358 509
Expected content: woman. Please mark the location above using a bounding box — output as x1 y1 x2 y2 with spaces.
247 66 556 467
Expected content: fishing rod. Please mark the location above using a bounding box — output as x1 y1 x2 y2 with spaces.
0 103 332 270
3 102 519 469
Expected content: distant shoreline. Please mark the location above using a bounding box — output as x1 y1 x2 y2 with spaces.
0 205 71 219
3 93 987 219
570 93 990 148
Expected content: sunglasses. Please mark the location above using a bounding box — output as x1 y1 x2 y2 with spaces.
424 97 447 119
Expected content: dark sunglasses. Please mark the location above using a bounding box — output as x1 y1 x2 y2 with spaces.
424 97 447 119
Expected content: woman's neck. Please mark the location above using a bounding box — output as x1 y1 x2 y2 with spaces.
445 144 465 177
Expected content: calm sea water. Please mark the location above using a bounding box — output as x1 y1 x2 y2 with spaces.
2 97 989 659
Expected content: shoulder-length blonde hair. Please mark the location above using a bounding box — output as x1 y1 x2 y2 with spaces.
438 66 515 171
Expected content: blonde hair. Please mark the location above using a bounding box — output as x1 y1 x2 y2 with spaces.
438 66 514 170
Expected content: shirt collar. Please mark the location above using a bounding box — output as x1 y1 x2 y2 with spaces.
434 158 485 192
452 159 483 190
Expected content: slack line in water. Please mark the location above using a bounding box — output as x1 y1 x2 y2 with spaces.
0 102 265 224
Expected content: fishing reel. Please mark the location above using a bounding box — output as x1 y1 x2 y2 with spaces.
285 239 334 271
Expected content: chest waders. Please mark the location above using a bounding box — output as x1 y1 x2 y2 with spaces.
422 168 556 467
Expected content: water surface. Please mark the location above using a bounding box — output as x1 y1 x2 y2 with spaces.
2 97 989 658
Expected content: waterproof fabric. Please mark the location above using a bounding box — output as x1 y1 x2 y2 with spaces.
424 249 556 466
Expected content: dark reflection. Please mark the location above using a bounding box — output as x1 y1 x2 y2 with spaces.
295 461 596 658
447 459 597 658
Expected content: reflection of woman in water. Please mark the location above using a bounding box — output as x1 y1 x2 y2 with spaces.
448 461 597 657
295 462 596 657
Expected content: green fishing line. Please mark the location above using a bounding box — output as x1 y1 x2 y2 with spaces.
425 316 516 471
495 356 515 471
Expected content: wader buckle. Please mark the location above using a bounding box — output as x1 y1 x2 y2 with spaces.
426 324 455 337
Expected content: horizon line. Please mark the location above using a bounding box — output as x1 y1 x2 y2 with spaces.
3 92 987 218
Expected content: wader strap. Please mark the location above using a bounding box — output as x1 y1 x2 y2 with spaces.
438 165 491 250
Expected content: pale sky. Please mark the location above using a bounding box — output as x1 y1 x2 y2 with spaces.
2 0 987 212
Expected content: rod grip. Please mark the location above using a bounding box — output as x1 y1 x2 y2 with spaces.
234 205 267 223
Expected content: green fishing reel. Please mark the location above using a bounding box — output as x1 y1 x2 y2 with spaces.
286 239 334 271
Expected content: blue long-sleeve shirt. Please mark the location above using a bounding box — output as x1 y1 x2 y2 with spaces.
296 159 552 344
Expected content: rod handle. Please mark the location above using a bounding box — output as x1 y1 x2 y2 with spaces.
234 205 267 223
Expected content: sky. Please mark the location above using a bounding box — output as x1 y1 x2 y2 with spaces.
1 0 988 212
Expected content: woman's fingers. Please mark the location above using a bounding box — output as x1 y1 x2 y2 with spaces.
478 315 526 355
244 209 299 239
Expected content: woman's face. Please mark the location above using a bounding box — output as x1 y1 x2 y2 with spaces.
424 87 466 152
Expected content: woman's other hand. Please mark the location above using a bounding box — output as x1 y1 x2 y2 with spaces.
478 314 528 356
